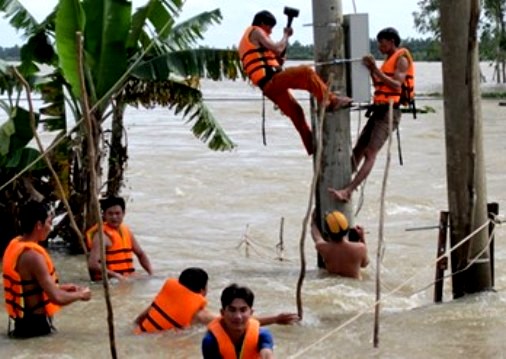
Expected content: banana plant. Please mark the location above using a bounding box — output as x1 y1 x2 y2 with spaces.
0 0 244 249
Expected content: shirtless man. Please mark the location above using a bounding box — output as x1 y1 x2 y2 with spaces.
311 210 369 279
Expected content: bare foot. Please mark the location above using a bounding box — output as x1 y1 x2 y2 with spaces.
328 187 352 202
327 95 353 111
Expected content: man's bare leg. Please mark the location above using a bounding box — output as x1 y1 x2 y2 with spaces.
328 149 378 202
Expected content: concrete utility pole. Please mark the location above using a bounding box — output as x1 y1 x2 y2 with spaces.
440 0 492 298
311 0 353 267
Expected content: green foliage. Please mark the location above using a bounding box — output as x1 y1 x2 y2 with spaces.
55 0 85 99
0 105 44 170
0 0 40 35
132 48 242 81
413 0 440 38
413 0 506 67
286 40 313 59
81 0 131 104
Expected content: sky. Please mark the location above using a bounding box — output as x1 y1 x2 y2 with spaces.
0 0 425 48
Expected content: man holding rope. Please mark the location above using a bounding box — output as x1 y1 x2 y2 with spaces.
329 27 415 202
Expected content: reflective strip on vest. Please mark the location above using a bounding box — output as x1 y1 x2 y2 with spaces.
87 223 135 280
238 26 281 86
373 48 415 105
2 237 61 318
208 318 260 359
136 278 207 333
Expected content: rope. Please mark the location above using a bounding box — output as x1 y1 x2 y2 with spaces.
289 217 493 358
410 217 499 296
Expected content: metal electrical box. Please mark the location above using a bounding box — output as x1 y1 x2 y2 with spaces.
343 14 370 104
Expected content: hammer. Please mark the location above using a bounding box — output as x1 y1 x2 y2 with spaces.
284 6 300 28
280 7 300 59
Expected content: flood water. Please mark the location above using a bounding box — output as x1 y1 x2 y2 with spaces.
1 62 506 358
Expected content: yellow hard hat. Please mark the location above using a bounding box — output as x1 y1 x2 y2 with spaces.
324 210 349 237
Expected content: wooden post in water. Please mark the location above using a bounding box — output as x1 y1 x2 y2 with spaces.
312 0 353 268
487 202 498 287
440 0 492 298
434 211 449 303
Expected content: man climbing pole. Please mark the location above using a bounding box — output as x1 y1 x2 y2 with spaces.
238 10 352 155
328 27 415 202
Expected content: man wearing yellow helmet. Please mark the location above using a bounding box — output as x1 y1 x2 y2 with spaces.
310 211 369 279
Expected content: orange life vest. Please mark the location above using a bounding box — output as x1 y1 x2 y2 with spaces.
238 26 282 88
85 223 135 280
208 317 260 359
135 278 207 333
2 237 61 318
373 47 415 106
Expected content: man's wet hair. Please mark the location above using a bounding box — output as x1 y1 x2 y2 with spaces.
100 196 126 212
377 27 401 47
179 267 209 293
220 283 254 309
19 201 50 234
252 10 276 27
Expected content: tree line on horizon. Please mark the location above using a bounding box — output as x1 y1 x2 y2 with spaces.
0 36 493 63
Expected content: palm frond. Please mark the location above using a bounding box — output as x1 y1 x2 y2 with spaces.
167 9 222 50
129 0 185 53
122 78 235 151
0 0 40 35
132 49 244 81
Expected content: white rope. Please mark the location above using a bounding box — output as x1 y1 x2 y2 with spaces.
289 218 493 358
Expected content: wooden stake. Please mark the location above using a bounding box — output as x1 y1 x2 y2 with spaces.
373 99 394 348
434 211 449 303
12 68 88 258
77 32 117 359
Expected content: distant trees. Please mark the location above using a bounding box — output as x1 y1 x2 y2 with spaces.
0 45 20 60
285 38 442 61
414 0 506 82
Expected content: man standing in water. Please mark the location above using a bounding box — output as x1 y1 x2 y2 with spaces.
238 10 352 155
311 210 369 279
87 196 153 281
202 284 276 358
329 27 415 202
2 201 91 338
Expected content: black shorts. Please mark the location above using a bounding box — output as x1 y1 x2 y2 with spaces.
10 314 55 339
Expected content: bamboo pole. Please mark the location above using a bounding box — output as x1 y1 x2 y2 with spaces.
373 99 394 348
12 68 88 258
76 32 117 359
